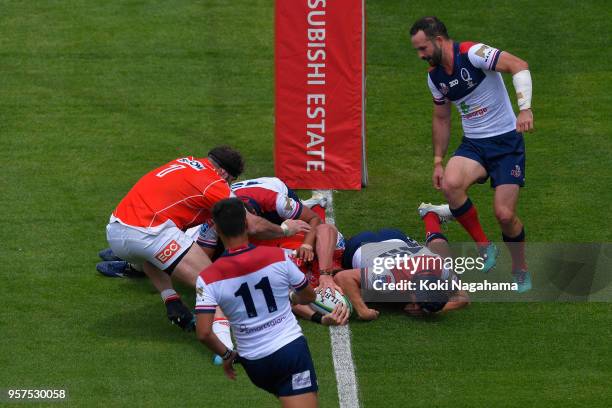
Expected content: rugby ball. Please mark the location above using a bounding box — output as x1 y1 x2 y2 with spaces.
309 288 353 317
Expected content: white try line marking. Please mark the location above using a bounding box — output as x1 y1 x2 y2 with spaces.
313 190 361 408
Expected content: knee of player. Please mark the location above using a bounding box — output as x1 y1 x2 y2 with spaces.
441 176 464 195
494 207 516 225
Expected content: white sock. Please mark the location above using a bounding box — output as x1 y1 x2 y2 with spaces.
212 318 234 350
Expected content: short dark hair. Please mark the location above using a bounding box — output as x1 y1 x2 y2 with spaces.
208 145 245 178
409 16 449 40
212 198 247 238
412 272 449 313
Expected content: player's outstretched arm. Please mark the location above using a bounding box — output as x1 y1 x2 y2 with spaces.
245 211 311 240
334 269 379 321
290 285 316 305
295 205 322 261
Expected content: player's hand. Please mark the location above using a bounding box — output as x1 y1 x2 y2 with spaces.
296 244 315 262
222 350 239 380
356 308 380 321
317 274 344 296
165 298 195 331
432 163 444 190
516 109 533 133
282 219 312 236
322 303 350 326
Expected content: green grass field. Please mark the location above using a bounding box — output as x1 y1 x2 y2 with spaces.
1 1 610 407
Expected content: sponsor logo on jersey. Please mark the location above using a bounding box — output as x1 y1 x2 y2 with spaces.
475 44 493 62
464 106 488 119
439 82 449 95
460 68 475 88
177 157 205 171
238 315 288 334
460 101 470 115
511 165 522 178
449 79 459 87
155 240 182 264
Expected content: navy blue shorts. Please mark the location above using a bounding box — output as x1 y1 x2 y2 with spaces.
453 130 526 188
239 336 318 397
342 229 409 269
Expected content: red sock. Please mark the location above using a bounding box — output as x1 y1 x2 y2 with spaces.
423 212 441 237
503 229 527 271
450 199 489 246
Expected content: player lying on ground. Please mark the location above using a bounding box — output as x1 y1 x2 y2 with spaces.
410 16 533 292
333 203 470 321
104 146 311 331
196 198 321 408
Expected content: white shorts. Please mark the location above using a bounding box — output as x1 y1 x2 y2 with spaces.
106 221 195 271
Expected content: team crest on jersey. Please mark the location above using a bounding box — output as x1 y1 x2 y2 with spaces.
439 82 449 95
511 165 522 178
461 68 475 88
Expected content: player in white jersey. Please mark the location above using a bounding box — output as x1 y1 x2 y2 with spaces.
334 203 470 320
196 198 320 407
410 16 533 293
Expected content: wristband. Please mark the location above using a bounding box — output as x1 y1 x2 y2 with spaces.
310 312 323 324
319 269 334 276
300 243 313 250
280 221 291 237
221 348 233 361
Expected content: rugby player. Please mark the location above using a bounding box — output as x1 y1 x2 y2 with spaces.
196 198 320 407
104 146 311 331
410 16 533 292
198 176 344 296
333 203 470 321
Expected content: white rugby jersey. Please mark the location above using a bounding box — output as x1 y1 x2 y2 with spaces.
231 177 303 224
427 42 516 139
197 177 304 249
352 237 453 282
195 244 309 359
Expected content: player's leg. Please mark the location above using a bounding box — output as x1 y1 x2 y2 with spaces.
418 204 470 311
443 157 493 252
171 243 212 287
279 392 318 408
334 269 379 321
494 184 530 292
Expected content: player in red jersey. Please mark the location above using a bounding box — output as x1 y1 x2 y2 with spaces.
105 146 311 330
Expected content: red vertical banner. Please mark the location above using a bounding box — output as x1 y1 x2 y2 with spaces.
275 0 366 190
